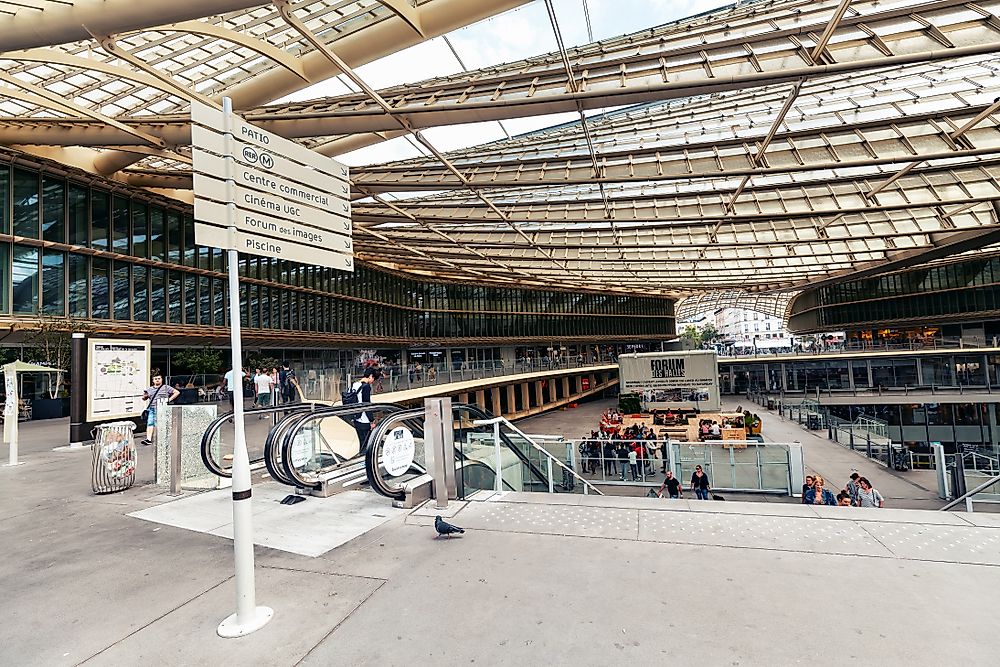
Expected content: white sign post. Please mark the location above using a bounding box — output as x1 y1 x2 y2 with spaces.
192 97 351 638
3 364 21 467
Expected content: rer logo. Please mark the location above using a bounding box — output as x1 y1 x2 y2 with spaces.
242 145 258 164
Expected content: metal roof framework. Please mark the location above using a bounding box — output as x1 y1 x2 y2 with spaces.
1 0 1000 299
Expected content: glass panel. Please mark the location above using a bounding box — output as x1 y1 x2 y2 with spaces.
68 254 88 317
12 168 39 239
68 183 88 246
150 207 165 262
91 190 110 250
42 177 65 243
199 276 210 325
112 195 130 255
0 242 9 314
91 257 110 319
151 268 166 322
166 211 181 264
168 270 182 323
41 250 65 316
184 274 196 324
113 262 131 320
131 203 148 258
0 164 8 235
12 245 39 313
133 264 149 322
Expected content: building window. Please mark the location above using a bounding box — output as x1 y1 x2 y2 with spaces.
133 265 149 322
68 254 88 317
12 169 39 239
42 177 65 243
113 261 131 320
68 183 88 246
91 190 110 250
41 250 65 316
0 243 9 314
91 257 110 319
112 195 130 255
12 245 39 314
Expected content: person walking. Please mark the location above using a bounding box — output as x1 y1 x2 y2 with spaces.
280 362 299 403
845 472 861 506
347 367 380 453
627 446 639 482
141 373 179 446
801 475 815 504
856 477 885 508
658 470 683 499
804 474 837 505
617 443 630 481
223 366 245 412
690 465 711 500
252 368 274 418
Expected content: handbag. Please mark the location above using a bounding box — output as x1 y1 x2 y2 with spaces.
142 385 166 423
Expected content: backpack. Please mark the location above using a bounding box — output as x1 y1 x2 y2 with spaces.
341 382 362 405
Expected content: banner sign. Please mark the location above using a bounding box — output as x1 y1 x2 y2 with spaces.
618 351 721 411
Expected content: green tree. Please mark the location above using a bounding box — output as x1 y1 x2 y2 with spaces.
246 352 281 373
173 346 224 375
23 316 90 399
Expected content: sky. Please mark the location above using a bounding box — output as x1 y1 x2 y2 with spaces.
276 0 732 168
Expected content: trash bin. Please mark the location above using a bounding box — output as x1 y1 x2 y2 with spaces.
91 421 137 494
806 413 822 430
767 399 775 410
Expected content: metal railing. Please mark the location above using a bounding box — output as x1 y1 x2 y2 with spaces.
565 438 800 495
717 336 991 359
940 472 1000 511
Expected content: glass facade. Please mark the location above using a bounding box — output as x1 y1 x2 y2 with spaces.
799 256 1000 328
0 162 675 343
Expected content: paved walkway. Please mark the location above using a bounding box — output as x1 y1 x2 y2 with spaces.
726 399 944 508
2 416 998 665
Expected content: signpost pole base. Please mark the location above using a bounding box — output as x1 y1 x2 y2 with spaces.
217 606 274 638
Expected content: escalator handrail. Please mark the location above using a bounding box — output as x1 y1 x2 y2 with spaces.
364 407 428 500
200 403 317 478
274 402 409 489
474 415 604 496
363 403 557 500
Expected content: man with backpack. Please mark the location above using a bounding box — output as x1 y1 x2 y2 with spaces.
343 367 381 453
280 362 299 404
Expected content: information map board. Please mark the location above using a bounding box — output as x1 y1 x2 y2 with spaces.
86 339 151 422
618 350 721 412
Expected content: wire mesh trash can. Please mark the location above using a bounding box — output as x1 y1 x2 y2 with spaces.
91 421 137 494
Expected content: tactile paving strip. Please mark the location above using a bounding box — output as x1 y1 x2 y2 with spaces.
639 511 892 557
450 500 1000 565
860 522 1000 565
457 501 637 540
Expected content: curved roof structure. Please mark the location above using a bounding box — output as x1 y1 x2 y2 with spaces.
2 0 1000 298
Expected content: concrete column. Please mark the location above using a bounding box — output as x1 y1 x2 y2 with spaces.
547 377 557 403
490 386 502 416
457 392 469 404
534 380 543 408
475 389 487 411
520 382 530 412
561 376 570 400
506 384 516 416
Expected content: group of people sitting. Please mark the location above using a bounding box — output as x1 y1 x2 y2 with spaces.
802 472 885 507
598 407 625 434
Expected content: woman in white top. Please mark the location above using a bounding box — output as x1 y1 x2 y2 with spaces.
856 476 885 508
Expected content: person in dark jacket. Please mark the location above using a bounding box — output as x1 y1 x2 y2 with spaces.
803 474 837 506
690 465 711 500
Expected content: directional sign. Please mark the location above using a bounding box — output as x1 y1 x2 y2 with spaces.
190 100 352 272
194 200 353 253
194 173 350 231
195 223 354 270
192 101 349 183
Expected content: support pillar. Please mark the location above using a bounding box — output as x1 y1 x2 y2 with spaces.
534 380 544 408
475 389 486 411
490 386 502 416
506 384 516 417
561 376 570 400
520 382 530 413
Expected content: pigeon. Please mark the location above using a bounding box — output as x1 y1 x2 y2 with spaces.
434 515 465 538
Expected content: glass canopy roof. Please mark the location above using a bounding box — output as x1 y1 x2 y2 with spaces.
1 0 999 300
